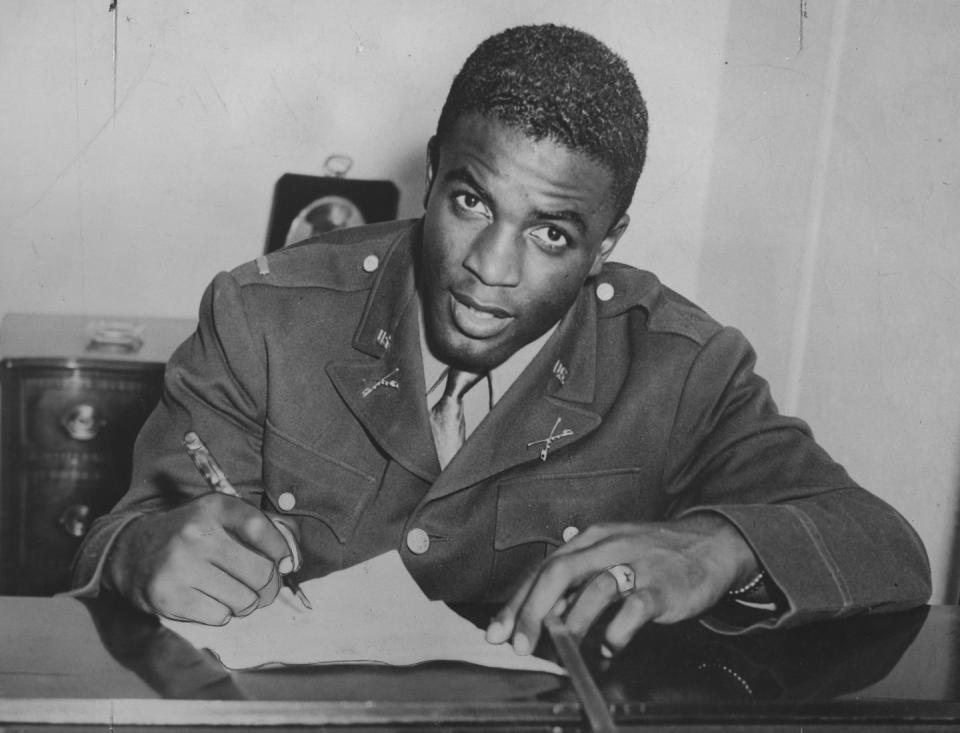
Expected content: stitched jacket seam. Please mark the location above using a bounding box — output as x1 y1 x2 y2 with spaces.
265 418 378 484
786 503 854 614
498 466 643 486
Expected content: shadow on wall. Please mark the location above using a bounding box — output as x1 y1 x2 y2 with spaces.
395 143 429 221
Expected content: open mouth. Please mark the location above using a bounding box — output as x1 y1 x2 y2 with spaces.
449 291 514 339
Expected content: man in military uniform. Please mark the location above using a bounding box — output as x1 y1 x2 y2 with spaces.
72 24 930 657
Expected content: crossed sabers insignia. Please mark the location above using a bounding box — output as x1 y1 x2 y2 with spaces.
361 367 400 398
527 417 574 462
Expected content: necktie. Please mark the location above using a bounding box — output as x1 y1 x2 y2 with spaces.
430 369 483 469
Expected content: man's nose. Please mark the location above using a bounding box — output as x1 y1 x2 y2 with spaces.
463 224 521 287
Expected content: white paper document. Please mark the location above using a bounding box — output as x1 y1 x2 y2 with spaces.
162 550 565 675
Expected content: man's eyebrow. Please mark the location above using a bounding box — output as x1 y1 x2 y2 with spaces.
443 167 491 200
533 208 588 236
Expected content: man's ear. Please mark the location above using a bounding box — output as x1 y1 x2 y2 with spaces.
423 137 438 209
589 213 630 276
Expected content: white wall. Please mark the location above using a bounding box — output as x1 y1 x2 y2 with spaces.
2 0 959 601
790 2 960 602
698 1 960 603
0 0 729 318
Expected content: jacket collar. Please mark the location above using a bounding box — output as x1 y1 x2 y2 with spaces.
425 286 601 499
326 222 439 482
350 220 421 359
327 221 604 493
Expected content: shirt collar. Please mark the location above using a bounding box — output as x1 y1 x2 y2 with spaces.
418 299 557 407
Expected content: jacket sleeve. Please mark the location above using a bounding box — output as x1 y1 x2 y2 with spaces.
662 326 931 632
69 271 269 595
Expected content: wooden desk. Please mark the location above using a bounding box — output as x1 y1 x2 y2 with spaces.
0 595 958 731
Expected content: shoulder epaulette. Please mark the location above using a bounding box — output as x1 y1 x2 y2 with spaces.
594 262 721 346
230 219 417 292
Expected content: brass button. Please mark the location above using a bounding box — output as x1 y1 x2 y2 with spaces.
562 525 580 543
277 492 296 511
362 254 380 273
596 282 615 301
406 528 430 555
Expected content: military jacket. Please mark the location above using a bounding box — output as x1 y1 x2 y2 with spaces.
72 219 931 630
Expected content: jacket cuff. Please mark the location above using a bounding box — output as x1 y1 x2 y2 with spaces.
680 504 854 634
63 512 144 599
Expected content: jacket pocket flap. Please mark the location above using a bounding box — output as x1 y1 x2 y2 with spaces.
494 468 650 551
263 420 380 543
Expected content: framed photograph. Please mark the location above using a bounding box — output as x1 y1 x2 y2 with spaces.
264 173 400 253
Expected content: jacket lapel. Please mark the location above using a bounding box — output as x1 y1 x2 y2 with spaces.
326 226 441 483
326 225 607 494
425 289 603 500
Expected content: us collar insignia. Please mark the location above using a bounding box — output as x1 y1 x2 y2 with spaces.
361 367 400 398
527 417 574 462
376 329 393 350
552 360 569 385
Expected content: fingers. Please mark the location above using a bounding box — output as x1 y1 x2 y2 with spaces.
266 514 303 574
522 538 645 651
152 590 232 626
115 494 297 624
562 568 626 639
143 541 267 624
208 501 291 609
603 588 660 654
490 542 625 654
223 501 294 569
486 574 536 645
209 549 281 610
486 525 619 647
487 520 738 658
164 574 260 626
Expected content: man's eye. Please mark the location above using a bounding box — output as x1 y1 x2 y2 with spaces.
454 193 489 215
529 225 569 250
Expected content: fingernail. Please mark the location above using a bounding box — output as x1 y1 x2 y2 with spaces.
600 643 614 659
512 632 531 656
278 556 293 574
486 620 507 643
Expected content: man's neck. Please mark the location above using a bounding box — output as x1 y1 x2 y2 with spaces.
418 301 557 436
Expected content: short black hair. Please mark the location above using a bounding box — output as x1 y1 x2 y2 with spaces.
435 23 649 219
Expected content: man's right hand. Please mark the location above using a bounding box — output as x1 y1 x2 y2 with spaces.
103 494 296 625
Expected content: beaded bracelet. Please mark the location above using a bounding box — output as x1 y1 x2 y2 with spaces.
727 569 766 597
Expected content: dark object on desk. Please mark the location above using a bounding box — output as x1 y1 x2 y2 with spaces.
598 606 931 706
264 172 399 254
0 313 195 595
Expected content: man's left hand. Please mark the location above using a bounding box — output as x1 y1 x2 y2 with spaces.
485 514 759 656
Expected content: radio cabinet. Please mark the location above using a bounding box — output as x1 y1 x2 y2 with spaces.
0 314 195 595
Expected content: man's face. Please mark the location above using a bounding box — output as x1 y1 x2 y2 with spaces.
420 113 629 372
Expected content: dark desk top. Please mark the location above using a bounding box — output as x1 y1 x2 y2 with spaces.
1 595 958 730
